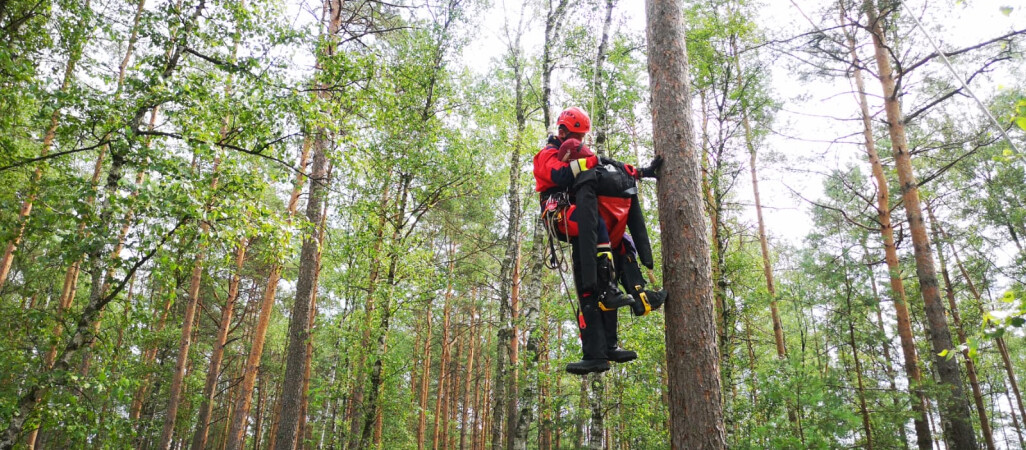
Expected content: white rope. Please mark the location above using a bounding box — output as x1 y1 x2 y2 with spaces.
901 3 1022 158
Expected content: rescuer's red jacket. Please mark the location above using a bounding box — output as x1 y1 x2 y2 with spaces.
532 137 632 249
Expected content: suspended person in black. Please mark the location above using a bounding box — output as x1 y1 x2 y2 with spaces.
533 106 665 375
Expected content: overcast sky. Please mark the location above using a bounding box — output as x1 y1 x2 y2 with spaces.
474 0 1024 249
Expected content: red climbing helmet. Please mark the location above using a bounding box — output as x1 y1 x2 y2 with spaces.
557 107 591 133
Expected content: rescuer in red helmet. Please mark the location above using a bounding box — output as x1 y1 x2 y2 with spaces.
533 106 664 375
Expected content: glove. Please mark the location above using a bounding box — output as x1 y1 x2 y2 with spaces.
639 155 663 179
623 164 639 178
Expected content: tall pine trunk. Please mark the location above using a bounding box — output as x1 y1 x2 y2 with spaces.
926 203 995 450
417 295 434 450
190 239 249 450
223 89 314 450
731 41 787 360
843 12 932 448
272 133 329 449
0 0 92 291
936 215 1026 432
433 250 456 450
861 243 911 450
158 157 221 450
864 3 978 447
645 0 725 447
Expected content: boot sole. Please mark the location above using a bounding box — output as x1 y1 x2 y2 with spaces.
566 364 611 375
609 354 637 363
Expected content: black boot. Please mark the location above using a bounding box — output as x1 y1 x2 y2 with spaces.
645 289 666 310
596 250 633 311
607 347 637 363
566 359 611 374
598 289 635 311
630 289 667 317
566 300 609 375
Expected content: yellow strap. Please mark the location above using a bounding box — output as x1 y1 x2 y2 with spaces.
570 158 590 177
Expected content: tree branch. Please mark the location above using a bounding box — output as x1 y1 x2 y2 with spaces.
903 28 1026 75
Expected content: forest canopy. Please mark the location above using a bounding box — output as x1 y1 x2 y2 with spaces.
0 0 1024 448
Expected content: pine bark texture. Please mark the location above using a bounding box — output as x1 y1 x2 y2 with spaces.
844 13 933 448
272 138 329 450
927 204 994 450
645 0 725 447
865 3 978 448
224 140 311 450
190 240 248 450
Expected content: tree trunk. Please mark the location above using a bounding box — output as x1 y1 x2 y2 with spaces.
460 304 477 450
862 244 911 450
273 131 330 449
0 217 182 450
731 41 786 360
224 119 313 450
417 297 434 450
865 3 978 448
159 151 222 449
587 373 604 449
433 252 456 450
938 221 1026 427
37 0 149 396
490 62 525 450
645 0 725 447
344 173 392 450
591 0 615 156
358 176 411 449
1006 380 1026 449
844 12 933 448
296 195 330 449
512 306 540 450
190 239 249 450
541 0 570 129
699 91 727 352
841 255 873 449
926 203 995 450
0 0 93 291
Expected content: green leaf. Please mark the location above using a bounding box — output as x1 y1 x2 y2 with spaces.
1003 290 1017 302
1016 117 1026 131
1010 316 1026 327
985 327 1006 338
938 348 949 358
1000 6 1013 16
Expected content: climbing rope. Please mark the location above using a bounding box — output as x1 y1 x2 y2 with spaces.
542 194 582 322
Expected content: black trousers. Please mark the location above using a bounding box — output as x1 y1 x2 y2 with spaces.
571 237 618 360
